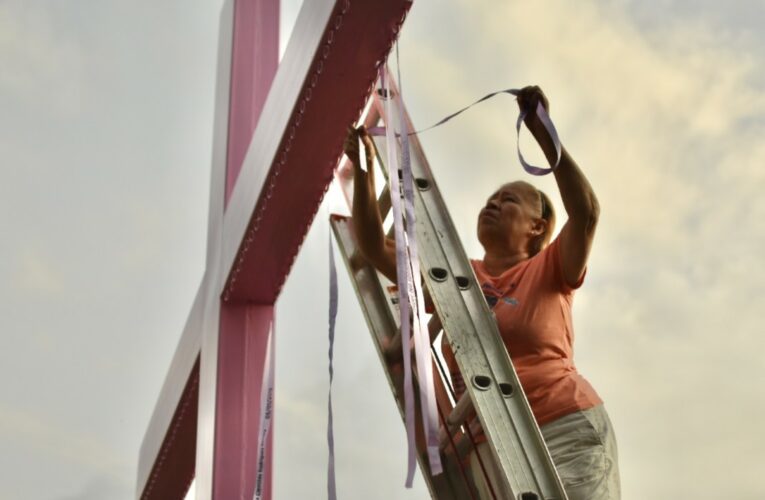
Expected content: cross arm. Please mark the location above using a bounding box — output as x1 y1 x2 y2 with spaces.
136 279 206 498
221 0 413 303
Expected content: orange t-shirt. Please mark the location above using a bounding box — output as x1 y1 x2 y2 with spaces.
442 236 602 426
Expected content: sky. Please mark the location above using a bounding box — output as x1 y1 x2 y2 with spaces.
1 1 764 499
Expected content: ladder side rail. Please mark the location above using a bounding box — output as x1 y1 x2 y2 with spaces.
417 189 566 499
330 216 475 500
370 82 568 500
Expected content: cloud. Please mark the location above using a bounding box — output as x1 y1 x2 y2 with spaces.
12 248 65 296
0 406 129 477
1 1 763 500
392 1 765 498
54 476 132 500
0 3 84 115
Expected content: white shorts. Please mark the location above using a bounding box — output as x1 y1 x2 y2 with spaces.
469 404 620 499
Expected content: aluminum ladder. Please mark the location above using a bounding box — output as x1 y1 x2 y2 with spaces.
330 73 568 500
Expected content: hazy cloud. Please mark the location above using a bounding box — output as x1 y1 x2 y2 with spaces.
1 1 763 499
0 2 84 114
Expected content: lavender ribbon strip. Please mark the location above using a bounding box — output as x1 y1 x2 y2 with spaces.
380 65 418 488
369 88 562 176
394 47 443 477
253 315 275 500
327 227 338 500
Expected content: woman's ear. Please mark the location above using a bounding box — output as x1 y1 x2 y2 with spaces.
527 218 549 256
530 217 547 237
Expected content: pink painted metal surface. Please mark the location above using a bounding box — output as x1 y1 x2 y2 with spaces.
137 1 414 499
209 1 279 499
214 304 275 500
222 0 413 304
137 284 205 499
225 0 279 205
139 359 200 500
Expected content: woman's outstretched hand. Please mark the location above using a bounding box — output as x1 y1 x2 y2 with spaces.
516 85 557 166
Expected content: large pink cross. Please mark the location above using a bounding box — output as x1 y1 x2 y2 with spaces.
136 1 413 499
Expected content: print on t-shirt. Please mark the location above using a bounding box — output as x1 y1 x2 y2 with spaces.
481 282 519 308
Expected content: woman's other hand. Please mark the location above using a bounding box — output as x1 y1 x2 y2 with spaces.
343 125 376 173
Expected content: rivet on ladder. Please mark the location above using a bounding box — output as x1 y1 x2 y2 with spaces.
472 375 491 391
499 382 514 397
455 276 470 290
429 267 448 282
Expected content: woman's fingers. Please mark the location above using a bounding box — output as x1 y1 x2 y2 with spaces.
518 85 549 113
533 85 550 111
343 124 377 176
358 124 373 145
343 126 361 159
356 125 377 163
361 135 375 155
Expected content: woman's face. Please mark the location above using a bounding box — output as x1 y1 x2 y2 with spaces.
477 181 543 254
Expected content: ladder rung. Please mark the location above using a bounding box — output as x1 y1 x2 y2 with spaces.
439 392 476 455
386 222 395 240
447 392 475 429
384 331 402 361
427 313 442 342
439 420 482 460
385 314 443 361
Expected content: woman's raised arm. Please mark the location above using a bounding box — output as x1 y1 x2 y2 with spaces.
517 86 601 287
344 126 398 283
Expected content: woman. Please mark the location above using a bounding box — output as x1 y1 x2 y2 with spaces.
344 86 620 500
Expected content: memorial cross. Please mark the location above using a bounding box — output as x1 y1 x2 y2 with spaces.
136 1 413 499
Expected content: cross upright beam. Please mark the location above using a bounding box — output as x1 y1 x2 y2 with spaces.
137 1 414 499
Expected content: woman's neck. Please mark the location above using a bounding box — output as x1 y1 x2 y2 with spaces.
481 250 529 277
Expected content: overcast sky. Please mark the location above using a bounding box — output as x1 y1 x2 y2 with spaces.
1 1 764 499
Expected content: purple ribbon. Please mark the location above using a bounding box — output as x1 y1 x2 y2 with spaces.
395 46 442 477
327 226 338 500
369 88 562 176
252 316 275 500
380 65 419 487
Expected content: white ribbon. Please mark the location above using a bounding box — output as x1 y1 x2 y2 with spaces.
327 225 338 500
380 65 419 487
395 46 442 476
252 315 275 500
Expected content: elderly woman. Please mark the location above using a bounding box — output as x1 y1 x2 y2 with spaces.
344 86 620 500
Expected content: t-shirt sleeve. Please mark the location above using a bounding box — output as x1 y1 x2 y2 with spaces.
538 236 586 294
